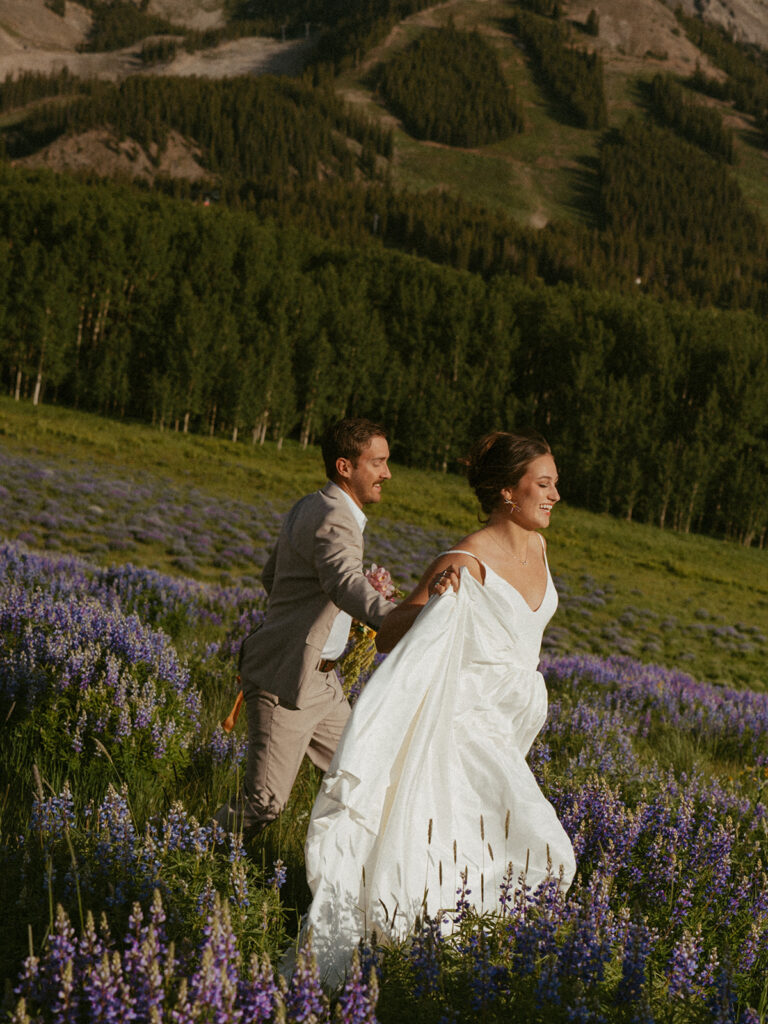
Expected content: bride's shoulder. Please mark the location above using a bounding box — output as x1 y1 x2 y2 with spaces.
451 529 488 555
439 534 487 581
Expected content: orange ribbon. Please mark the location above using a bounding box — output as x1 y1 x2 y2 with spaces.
222 680 244 733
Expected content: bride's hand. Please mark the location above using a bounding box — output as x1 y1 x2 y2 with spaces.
429 565 460 597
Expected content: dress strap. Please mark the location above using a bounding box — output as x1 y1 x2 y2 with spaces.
535 532 549 569
441 549 487 571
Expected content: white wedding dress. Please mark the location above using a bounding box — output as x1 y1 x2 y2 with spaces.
302 548 576 986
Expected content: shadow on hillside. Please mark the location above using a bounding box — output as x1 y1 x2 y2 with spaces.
565 153 602 228
633 76 654 114
496 16 597 131
738 122 768 152
1 122 66 160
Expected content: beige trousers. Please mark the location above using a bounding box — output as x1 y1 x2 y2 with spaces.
214 670 350 832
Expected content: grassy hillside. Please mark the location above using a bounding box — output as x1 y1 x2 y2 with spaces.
336 0 766 229
1 396 766 690
340 0 608 224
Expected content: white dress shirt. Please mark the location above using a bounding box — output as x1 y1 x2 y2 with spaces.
321 487 368 660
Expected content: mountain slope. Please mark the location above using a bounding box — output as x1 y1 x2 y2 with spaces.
2 0 768 235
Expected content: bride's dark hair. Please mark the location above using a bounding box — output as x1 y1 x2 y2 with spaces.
462 430 552 516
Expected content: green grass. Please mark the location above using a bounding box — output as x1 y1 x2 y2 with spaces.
1 396 766 690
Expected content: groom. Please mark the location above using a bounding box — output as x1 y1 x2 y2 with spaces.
214 418 395 835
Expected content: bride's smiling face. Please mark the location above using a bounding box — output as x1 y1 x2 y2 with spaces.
502 454 560 529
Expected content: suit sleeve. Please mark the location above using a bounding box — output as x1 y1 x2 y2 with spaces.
313 512 393 630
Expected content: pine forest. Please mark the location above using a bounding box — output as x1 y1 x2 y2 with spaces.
1 0 768 550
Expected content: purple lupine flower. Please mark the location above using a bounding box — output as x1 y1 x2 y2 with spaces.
409 915 444 999
0 570 202 767
556 872 615 988
741 1009 762 1024
197 878 218 919
706 965 739 1024
268 859 287 892
737 923 761 974
453 869 472 926
122 893 172 1019
282 938 329 1023
466 931 506 1012
239 954 279 1023
51 960 77 1024
15 954 42 1008
336 948 379 1024
77 910 106 967
83 951 132 1024
498 861 516 917
181 894 240 1024
229 855 250 912
510 874 566 987
29 783 77 852
667 926 706 999
616 918 657 1006
23 906 81 1024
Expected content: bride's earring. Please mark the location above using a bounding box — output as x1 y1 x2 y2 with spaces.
504 497 521 513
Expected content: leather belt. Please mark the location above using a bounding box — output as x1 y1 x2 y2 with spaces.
318 658 338 673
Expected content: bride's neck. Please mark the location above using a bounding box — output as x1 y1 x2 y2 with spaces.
484 514 533 557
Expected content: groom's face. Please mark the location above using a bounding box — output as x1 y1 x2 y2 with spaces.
338 435 391 508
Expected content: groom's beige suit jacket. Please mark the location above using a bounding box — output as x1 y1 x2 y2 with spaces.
239 480 392 709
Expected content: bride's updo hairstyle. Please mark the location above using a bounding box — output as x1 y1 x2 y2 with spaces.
463 430 551 519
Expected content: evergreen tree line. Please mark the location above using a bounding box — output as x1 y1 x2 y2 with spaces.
378 26 522 148
171 174 621 286
5 70 768 312
76 0 437 67
141 38 182 66
0 164 766 545
678 10 768 136
78 0 184 52
75 0 271 54
311 0 437 72
229 0 436 72
648 73 734 163
165 116 768 313
0 72 393 181
511 10 607 129
598 117 767 308
0 69 82 112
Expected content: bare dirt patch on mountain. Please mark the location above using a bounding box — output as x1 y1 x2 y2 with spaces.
566 0 725 77
0 0 90 54
164 35 316 78
0 0 313 81
14 128 213 182
148 0 225 31
675 0 768 48
0 0 316 184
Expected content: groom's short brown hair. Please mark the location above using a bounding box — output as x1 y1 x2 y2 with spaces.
322 418 387 478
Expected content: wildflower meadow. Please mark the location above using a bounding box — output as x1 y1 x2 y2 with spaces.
1 402 768 1023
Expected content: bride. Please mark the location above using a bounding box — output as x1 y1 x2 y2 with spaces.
300 430 577 986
